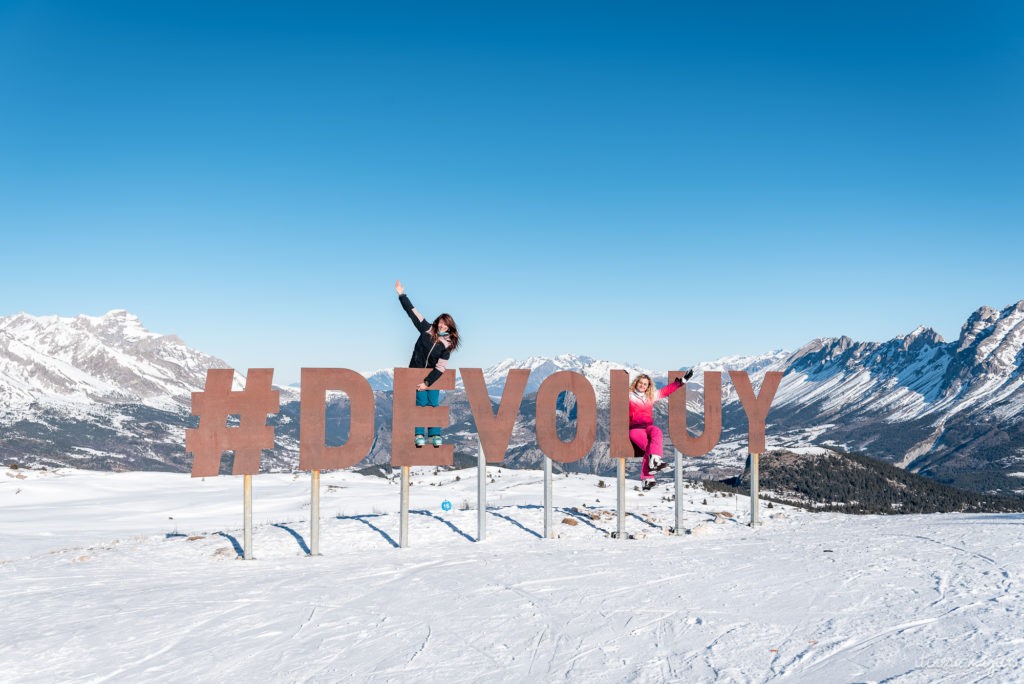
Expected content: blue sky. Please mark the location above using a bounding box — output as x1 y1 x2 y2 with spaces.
1 1 1021 383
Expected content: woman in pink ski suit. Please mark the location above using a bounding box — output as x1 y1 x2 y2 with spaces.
629 372 691 490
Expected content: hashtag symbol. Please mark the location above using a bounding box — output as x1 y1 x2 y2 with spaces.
186 369 280 477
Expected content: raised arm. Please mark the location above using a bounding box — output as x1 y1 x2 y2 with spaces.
656 379 684 401
395 280 431 333
655 369 694 400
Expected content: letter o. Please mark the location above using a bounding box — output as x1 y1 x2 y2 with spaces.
535 371 597 463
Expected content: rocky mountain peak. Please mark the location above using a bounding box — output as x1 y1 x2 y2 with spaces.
951 301 1024 373
956 305 1001 353
899 326 944 352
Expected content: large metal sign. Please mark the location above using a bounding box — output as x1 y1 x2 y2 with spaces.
186 367 783 555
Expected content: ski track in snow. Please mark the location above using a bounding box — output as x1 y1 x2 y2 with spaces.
2 468 1023 683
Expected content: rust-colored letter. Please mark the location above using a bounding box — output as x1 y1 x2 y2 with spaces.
609 369 633 458
391 367 456 466
299 368 375 471
535 371 597 463
186 368 280 477
668 371 722 456
731 371 784 454
461 368 529 463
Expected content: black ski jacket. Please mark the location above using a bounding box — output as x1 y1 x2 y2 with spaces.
399 293 451 387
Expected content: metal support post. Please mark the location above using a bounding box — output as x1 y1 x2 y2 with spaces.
310 469 320 556
243 474 253 560
477 442 486 542
400 465 410 547
674 446 684 535
616 458 626 539
749 452 761 527
544 456 553 539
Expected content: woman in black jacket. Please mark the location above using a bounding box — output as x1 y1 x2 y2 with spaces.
395 280 461 447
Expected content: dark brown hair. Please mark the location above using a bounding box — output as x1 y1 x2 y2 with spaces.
432 313 461 352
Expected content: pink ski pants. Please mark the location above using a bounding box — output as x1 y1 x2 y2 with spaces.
629 424 662 480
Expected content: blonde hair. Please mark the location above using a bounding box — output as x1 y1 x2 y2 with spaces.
629 374 655 402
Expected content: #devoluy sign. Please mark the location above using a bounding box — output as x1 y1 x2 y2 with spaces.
186 368 783 476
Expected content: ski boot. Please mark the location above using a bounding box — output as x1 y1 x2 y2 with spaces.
642 479 656 491
414 435 426 448
431 435 443 448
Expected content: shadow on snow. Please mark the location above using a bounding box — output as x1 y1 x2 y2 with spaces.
336 513 400 548
272 523 312 555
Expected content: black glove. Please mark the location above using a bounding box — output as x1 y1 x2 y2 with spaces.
682 369 694 382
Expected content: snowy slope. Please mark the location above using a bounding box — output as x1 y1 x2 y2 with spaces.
1 466 1021 682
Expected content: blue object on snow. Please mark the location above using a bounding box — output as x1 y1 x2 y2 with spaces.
441 499 452 512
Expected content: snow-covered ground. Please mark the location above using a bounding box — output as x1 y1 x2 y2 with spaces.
2 466 1022 683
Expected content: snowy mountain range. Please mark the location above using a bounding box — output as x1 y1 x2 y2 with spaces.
365 354 656 395
0 310 228 411
0 311 296 471
755 301 1024 493
2 304 1023 494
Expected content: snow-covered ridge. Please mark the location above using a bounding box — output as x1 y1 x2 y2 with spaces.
361 354 625 394
766 300 1024 423
0 310 253 412
362 350 785 398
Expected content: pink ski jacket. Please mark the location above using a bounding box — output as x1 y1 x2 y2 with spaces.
628 379 684 428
